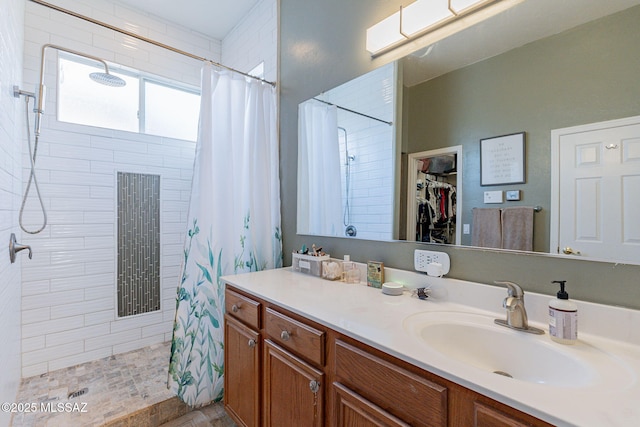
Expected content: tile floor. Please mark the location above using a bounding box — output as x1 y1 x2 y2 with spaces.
10 342 235 427
159 405 236 427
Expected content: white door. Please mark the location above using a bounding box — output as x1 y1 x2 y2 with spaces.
551 116 640 264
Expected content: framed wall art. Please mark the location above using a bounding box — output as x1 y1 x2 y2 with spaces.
480 132 526 186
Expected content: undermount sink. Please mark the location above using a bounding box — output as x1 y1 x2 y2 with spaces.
403 311 633 389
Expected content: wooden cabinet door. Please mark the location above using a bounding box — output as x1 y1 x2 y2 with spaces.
224 315 261 427
333 382 410 427
263 339 324 427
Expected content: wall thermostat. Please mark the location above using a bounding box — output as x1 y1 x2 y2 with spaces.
506 190 521 201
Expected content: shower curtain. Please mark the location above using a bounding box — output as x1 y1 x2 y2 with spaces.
168 63 282 406
297 99 342 235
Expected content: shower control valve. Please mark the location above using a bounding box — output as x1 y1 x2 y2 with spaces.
9 233 32 263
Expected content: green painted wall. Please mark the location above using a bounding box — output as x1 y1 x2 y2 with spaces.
405 6 640 250
279 0 640 309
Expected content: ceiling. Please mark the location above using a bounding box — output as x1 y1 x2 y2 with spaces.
116 0 260 40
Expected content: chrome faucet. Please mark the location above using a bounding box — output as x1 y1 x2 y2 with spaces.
494 281 544 335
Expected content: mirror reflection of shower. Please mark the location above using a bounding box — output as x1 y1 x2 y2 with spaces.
339 127 357 237
331 62 395 241
297 62 396 240
15 44 126 234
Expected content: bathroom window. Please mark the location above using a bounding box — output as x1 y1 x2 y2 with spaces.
57 54 200 141
143 80 199 141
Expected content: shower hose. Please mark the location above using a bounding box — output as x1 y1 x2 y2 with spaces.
19 95 47 234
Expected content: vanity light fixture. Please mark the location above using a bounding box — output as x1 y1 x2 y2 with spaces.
366 0 510 56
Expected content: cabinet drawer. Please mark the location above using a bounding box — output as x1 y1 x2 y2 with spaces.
335 339 447 427
226 288 261 330
333 382 410 427
265 307 325 366
474 402 533 427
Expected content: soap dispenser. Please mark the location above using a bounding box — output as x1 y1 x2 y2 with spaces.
549 280 578 344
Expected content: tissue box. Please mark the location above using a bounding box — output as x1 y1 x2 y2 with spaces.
292 252 329 277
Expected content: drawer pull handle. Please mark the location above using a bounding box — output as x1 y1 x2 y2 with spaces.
248 339 256 348
280 330 291 341
309 380 320 394
231 304 239 313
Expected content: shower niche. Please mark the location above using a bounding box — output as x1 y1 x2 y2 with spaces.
117 172 161 317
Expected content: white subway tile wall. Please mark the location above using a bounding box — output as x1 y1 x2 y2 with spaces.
0 0 25 420
20 0 277 377
321 63 396 240
222 0 278 83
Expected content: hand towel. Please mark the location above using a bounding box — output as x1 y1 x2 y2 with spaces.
471 208 502 248
501 207 534 251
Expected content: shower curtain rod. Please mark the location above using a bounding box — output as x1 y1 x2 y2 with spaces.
313 98 393 126
28 0 276 87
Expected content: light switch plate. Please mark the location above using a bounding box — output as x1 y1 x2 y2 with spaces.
506 190 521 201
484 191 503 204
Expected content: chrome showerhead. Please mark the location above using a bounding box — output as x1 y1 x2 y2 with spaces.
89 72 126 87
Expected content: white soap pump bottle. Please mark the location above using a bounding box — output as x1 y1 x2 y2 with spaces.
549 280 578 344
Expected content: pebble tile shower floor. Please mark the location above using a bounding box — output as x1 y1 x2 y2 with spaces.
10 342 235 427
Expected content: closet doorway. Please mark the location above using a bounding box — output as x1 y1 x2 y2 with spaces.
406 146 462 244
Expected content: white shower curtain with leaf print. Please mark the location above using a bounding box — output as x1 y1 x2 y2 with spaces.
168 63 282 407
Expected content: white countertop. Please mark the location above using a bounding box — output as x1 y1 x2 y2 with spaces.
222 267 640 427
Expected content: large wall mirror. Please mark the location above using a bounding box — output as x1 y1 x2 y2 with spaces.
297 0 640 265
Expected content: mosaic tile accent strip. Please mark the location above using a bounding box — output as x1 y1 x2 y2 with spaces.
117 172 161 318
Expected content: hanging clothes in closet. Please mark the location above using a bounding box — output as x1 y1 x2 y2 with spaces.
416 179 456 243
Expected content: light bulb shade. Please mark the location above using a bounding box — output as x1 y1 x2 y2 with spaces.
366 10 405 54
450 0 489 14
365 0 501 56
401 0 454 37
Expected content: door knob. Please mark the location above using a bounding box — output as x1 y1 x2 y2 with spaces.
562 247 581 255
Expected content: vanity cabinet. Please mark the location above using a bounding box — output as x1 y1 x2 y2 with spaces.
224 289 262 427
263 306 326 426
224 287 326 427
223 284 553 427
334 339 447 427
